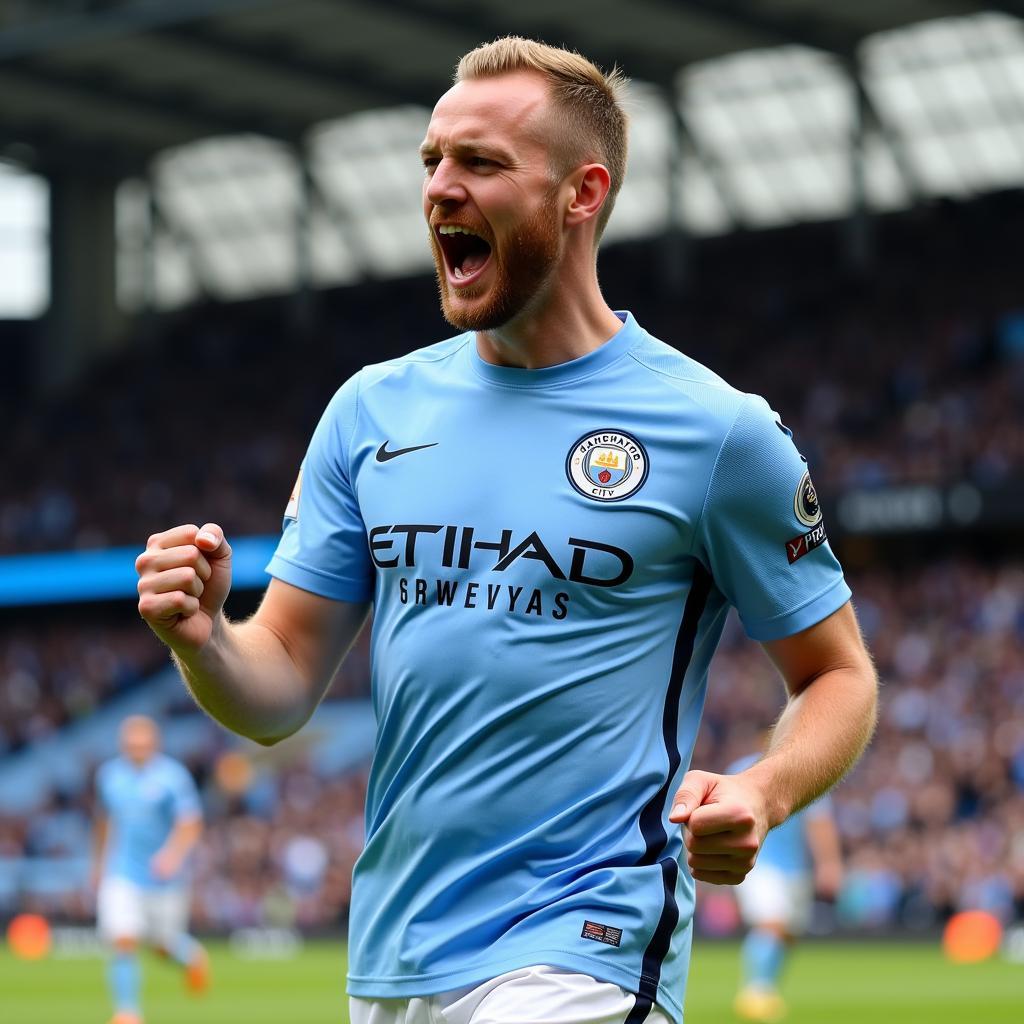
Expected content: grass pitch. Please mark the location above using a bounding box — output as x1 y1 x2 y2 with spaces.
2 939 1021 1023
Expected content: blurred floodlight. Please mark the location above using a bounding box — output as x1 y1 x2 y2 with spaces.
0 12 1020 313
864 12 1024 197
310 106 432 279
0 162 48 318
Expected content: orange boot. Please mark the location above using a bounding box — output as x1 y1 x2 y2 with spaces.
184 946 210 995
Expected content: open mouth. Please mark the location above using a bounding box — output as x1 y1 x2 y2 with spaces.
436 224 493 287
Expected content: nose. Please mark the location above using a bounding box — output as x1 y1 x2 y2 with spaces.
425 157 468 209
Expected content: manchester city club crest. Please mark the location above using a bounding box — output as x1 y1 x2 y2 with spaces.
566 429 650 502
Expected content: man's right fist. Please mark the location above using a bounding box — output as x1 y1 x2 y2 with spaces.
136 523 233 653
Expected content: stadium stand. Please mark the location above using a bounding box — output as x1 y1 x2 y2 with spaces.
3 557 1022 934
701 559 1024 932
3 192 1024 555
0 615 166 753
3 195 1023 934
1 1 1023 984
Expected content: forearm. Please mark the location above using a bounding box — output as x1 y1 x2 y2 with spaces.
173 615 323 744
92 818 108 873
744 665 877 829
160 818 202 859
806 816 842 870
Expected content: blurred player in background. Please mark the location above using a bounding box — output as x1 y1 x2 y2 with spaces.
728 752 843 1023
135 36 877 1024
92 715 209 1024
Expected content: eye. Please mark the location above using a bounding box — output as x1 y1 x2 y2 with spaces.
422 157 440 174
469 157 495 168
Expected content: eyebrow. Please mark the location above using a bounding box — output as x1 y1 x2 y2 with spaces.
418 139 515 163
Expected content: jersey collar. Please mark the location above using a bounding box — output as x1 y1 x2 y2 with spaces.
468 310 641 389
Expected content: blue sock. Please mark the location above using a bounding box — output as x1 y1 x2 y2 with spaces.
108 951 141 1013
168 932 201 968
742 927 786 989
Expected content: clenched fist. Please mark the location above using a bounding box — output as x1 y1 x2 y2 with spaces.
669 769 771 885
136 523 233 654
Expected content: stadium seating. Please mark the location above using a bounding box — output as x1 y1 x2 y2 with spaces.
2 196 1022 936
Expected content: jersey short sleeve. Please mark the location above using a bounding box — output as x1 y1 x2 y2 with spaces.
695 395 850 641
266 373 375 602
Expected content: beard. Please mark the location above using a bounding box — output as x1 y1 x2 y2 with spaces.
430 192 562 332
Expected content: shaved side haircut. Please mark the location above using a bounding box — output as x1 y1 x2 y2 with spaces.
456 36 629 238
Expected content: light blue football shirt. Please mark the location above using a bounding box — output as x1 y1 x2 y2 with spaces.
96 753 201 888
727 754 833 875
267 312 850 1023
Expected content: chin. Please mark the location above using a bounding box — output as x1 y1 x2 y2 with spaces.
441 297 500 332
436 275 510 332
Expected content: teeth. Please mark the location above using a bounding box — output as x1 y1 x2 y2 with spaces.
438 225 480 237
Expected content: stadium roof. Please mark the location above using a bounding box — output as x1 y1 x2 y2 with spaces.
2 1 1024 313
1 0 1021 170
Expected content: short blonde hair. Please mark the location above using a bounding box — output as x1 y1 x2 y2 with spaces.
456 36 629 238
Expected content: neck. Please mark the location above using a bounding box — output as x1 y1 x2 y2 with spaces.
475 255 623 370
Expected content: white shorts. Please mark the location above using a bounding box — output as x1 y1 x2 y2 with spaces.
97 876 190 947
734 862 814 933
350 965 672 1024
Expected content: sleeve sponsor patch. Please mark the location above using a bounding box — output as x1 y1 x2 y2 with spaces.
794 470 822 528
284 466 302 521
786 522 828 564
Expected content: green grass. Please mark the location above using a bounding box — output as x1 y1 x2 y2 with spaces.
2 939 1021 1023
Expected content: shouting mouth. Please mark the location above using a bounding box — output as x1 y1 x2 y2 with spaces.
436 224 493 288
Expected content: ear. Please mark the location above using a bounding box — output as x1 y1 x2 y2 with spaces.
564 163 612 229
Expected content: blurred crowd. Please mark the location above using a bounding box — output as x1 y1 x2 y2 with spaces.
3 558 1023 934
3 193 1023 936
634 200 1024 494
0 606 371 755
191 761 367 933
0 750 369 933
1 274 447 556
3 196 1024 555
690 272 1024 493
0 619 165 755
697 558 1024 932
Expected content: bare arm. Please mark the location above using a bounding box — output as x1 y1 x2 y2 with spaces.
804 811 844 899
91 812 109 889
742 600 877 826
137 523 370 745
174 579 369 744
151 816 203 880
671 601 877 883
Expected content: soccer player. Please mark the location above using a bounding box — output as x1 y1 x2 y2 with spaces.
135 37 877 1024
728 753 843 1022
92 715 209 1024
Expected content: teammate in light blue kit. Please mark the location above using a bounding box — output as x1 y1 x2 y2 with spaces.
93 715 208 1024
136 38 878 1024
728 754 843 1022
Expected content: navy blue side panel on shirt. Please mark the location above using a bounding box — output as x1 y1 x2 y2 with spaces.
266 312 851 1023
628 564 713 1021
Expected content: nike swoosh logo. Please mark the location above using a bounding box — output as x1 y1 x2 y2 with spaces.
375 441 439 463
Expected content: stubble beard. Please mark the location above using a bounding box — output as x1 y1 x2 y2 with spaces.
431 193 562 333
